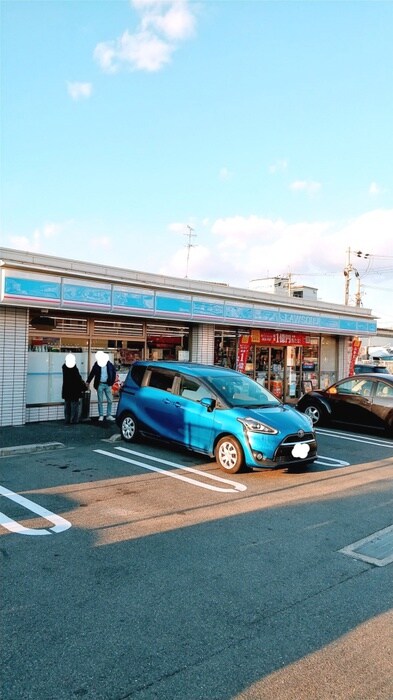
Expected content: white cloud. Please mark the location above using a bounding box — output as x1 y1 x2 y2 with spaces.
7 221 70 254
94 0 197 73
139 0 196 40
160 244 222 281
168 221 188 234
67 82 93 100
8 235 40 251
212 215 286 251
94 30 174 73
89 235 112 250
269 159 288 174
289 180 321 194
369 181 386 196
41 222 63 238
158 209 393 316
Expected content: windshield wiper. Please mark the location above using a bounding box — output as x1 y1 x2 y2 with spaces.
243 403 275 409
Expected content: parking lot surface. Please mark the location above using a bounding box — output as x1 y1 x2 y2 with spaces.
1 420 393 700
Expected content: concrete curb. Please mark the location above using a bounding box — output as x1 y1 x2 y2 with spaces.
0 442 65 458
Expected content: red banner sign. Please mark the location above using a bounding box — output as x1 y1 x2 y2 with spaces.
349 337 362 376
237 335 252 373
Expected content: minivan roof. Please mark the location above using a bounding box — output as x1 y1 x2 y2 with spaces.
134 361 242 378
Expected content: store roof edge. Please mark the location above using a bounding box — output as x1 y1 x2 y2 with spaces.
0 246 377 321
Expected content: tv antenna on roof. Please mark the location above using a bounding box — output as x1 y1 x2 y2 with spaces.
185 225 196 278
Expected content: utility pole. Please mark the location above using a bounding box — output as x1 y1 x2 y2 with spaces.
354 271 361 306
344 248 370 306
184 225 196 279
344 247 352 305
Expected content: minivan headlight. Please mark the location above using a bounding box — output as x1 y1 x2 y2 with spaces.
237 417 278 434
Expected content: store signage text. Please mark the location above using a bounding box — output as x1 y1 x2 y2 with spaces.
1 269 377 335
250 330 308 346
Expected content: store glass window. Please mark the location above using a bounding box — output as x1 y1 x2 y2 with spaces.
214 328 237 368
28 313 90 405
26 312 190 405
320 336 337 388
301 337 320 391
146 324 189 362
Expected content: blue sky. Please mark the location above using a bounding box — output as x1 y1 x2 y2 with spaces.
2 0 393 325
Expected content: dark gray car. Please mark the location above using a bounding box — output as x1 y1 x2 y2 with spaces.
297 373 393 435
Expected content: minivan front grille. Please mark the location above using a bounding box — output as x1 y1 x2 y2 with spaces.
275 433 317 464
281 432 315 445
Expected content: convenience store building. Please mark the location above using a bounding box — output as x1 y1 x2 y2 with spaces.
0 247 377 427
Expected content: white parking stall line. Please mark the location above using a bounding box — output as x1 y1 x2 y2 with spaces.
116 447 248 490
316 429 393 449
314 456 350 467
0 485 72 536
94 448 247 493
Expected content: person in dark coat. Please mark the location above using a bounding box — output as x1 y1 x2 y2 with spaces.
62 354 85 424
86 351 116 422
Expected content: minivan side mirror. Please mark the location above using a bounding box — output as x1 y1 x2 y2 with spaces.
200 397 216 412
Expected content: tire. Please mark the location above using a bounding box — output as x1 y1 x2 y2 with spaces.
303 403 327 427
215 436 244 474
120 412 139 442
385 416 393 438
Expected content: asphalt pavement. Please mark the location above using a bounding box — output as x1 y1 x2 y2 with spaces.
0 418 120 456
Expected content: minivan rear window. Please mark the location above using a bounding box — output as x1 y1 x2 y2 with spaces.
130 364 145 387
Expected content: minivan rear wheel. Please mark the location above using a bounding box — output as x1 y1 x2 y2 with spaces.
215 436 244 474
120 412 138 442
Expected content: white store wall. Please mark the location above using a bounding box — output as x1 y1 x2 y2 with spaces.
0 306 28 426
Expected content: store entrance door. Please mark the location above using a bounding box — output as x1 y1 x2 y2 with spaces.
254 345 303 401
254 346 286 399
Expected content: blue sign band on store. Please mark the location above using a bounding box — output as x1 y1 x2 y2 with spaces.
2 272 378 334
4 276 61 301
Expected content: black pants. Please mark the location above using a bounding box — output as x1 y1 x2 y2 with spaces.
64 400 80 424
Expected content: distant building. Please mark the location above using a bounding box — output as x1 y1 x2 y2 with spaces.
249 277 318 302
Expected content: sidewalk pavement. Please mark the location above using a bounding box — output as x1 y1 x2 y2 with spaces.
0 418 120 457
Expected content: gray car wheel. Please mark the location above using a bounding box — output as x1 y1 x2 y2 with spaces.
304 403 326 426
120 412 138 442
215 436 244 473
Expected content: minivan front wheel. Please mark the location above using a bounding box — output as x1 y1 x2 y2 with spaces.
120 412 138 442
215 436 244 474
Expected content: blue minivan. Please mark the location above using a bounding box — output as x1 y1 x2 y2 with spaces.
116 361 317 473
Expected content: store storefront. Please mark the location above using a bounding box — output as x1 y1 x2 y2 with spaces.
214 328 338 400
27 311 190 410
0 247 377 426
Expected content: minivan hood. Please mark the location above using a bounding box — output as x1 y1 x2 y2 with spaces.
234 404 312 432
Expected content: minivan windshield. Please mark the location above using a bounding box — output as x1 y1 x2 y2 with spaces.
207 373 281 408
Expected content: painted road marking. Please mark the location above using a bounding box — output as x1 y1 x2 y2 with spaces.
94 447 247 493
316 429 393 449
314 456 350 467
340 524 393 567
0 485 72 536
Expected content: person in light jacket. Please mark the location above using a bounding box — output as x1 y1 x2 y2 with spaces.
62 354 86 424
86 351 116 422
